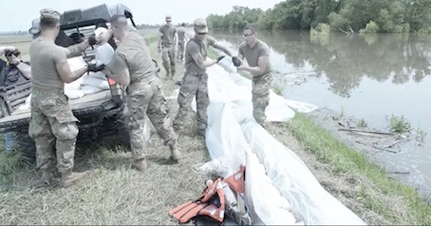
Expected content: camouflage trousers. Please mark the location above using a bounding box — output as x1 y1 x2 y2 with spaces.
28 87 79 174
173 72 209 136
252 73 272 125
177 42 185 61
162 46 176 77
125 76 177 160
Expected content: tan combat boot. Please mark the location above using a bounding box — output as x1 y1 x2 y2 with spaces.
133 159 147 172
60 171 88 188
169 143 182 162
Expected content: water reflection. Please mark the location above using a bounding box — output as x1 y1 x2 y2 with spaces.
212 30 431 98
211 30 431 195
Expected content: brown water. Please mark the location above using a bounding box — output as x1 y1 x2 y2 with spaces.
211 30 431 196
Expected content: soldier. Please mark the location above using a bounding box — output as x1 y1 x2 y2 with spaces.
28 9 105 187
234 24 272 126
176 23 187 62
158 15 177 79
173 18 232 137
0 46 32 154
103 14 181 171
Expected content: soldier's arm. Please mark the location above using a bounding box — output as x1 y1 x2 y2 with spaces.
105 52 130 87
237 44 245 60
0 46 16 55
158 27 163 50
188 42 216 69
239 45 270 76
16 62 32 79
53 47 88 83
6 54 32 79
64 39 90 58
208 36 232 57
174 28 178 47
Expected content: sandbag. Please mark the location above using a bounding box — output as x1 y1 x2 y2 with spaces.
80 75 109 90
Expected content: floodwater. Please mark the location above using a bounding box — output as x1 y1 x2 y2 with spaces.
211 30 431 196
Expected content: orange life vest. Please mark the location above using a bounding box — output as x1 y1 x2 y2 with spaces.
168 165 246 224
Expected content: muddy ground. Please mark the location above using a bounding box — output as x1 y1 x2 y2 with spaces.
307 107 431 198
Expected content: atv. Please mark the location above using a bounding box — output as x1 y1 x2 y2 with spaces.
0 3 159 161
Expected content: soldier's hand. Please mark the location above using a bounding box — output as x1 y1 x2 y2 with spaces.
87 63 106 73
216 55 225 63
88 35 98 47
232 56 242 67
7 55 21 65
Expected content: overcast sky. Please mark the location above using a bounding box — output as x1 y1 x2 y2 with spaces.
0 0 283 32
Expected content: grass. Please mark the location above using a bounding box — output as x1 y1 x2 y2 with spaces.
286 112 431 225
1 29 431 225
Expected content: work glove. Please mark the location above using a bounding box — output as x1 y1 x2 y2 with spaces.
87 63 105 74
216 55 225 63
88 34 98 49
232 56 242 67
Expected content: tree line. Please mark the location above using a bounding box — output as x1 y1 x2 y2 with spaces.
136 23 193 29
206 0 431 33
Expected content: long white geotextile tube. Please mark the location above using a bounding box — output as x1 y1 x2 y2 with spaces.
197 60 366 225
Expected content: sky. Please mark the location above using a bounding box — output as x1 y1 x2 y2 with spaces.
0 0 283 32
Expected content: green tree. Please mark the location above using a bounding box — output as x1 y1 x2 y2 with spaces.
207 0 431 33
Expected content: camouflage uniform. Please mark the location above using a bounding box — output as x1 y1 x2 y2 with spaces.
238 40 272 124
107 31 179 166
173 19 217 136
29 88 78 174
159 15 177 78
176 26 186 62
28 9 89 187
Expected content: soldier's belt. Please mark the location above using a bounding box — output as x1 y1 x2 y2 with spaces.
131 73 157 84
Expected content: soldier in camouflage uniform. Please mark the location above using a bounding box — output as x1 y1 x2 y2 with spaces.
173 18 232 137
158 15 177 79
176 23 187 62
104 14 181 171
29 9 105 187
235 24 272 126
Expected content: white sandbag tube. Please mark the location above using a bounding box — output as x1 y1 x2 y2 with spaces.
199 59 366 225
245 150 303 225
241 121 366 225
202 100 303 225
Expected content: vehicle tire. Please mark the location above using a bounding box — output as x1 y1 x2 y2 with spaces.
98 116 131 150
14 131 36 163
116 119 131 150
